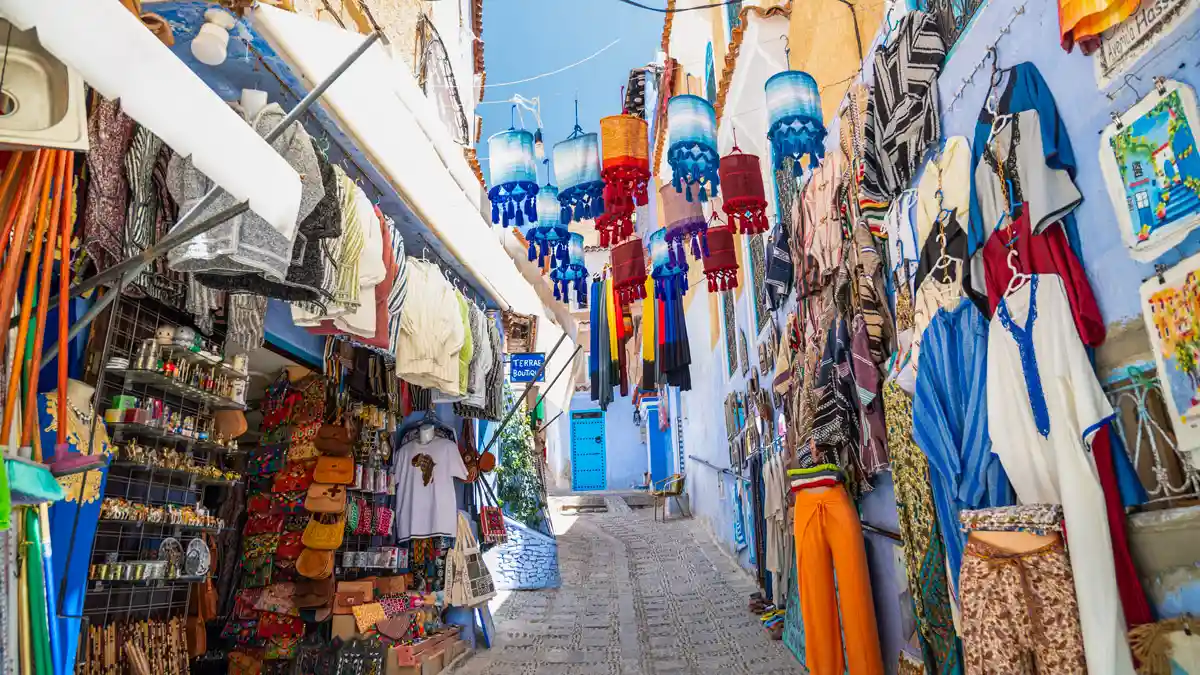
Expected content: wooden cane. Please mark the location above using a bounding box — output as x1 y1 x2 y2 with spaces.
22 151 70 454
0 150 57 447
56 157 73 448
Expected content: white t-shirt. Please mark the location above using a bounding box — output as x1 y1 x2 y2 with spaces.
393 436 467 541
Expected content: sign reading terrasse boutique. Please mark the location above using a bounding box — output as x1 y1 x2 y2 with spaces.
509 353 546 383
1094 0 1198 87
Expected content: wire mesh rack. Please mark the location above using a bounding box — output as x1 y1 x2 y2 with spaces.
79 292 247 627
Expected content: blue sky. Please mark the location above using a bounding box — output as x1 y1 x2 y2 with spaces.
479 0 666 185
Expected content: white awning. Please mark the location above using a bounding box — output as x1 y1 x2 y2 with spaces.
0 0 302 234
252 4 549 317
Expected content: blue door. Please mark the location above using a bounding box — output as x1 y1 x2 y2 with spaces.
646 403 671 484
570 411 607 491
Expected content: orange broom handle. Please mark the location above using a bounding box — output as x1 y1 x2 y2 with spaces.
23 151 70 453
0 152 34 283
0 150 48 352
0 149 56 447
56 157 73 447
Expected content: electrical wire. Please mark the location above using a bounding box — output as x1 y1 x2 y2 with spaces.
486 38 622 88
613 0 745 12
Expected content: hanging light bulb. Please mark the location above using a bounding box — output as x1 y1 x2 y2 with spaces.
534 128 546 163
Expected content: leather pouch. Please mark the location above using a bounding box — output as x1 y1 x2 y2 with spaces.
314 456 354 484
333 580 374 615
297 548 333 580
304 483 347 514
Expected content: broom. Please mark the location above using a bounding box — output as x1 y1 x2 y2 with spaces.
2 149 65 506
42 154 105 478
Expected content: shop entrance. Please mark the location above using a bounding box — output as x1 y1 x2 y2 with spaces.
646 402 671 484
570 410 607 491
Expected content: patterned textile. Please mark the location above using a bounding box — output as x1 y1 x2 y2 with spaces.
851 222 893 364
884 381 961 675
225 293 269 356
84 96 137 272
861 11 945 205
812 319 866 491
851 317 888 474
123 125 164 300
765 214 794 310
959 538 1087 674
959 504 1064 535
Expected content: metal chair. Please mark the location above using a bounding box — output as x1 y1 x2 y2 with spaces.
651 473 687 521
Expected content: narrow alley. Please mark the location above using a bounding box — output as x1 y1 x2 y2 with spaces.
453 498 801 675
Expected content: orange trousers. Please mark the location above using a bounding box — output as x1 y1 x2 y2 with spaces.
793 485 884 675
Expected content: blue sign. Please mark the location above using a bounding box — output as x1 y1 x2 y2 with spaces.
509 353 546 383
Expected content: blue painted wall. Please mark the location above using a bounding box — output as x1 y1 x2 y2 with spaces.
568 393 649 491
931 0 1200 331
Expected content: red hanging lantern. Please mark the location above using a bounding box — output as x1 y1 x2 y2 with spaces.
598 114 650 249
718 149 769 235
611 236 648 306
703 225 739 292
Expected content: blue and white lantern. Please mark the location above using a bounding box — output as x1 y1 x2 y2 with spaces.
487 129 539 227
765 71 826 174
666 95 720 202
553 129 605 222
549 232 588 307
522 184 571 270
649 227 688 300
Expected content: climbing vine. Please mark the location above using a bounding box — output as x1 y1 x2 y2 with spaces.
495 384 547 530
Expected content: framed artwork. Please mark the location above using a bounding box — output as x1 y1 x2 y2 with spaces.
738 329 751 376
722 291 737 377
1101 80 1200 261
1140 250 1200 459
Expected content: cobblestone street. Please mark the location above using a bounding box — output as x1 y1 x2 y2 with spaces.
452 498 802 675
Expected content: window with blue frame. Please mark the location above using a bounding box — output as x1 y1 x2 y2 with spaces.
705 43 717 104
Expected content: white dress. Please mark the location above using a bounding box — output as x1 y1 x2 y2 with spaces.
985 274 1135 675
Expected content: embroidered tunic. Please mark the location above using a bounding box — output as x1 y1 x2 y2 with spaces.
986 273 1136 675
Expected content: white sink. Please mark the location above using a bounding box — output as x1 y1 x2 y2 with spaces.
0 19 88 151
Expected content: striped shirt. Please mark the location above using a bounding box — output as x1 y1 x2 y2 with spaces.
384 213 408 357
861 11 945 205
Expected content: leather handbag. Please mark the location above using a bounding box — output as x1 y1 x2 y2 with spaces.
332 614 359 642
302 513 346 550
315 424 353 456
294 576 335 608
256 612 304 639
333 580 375 615
313 456 354 484
297 548 334 580
374 575 409 596
244 513 284 536
304 483 347 514
254 582 298 616
376 614 413 641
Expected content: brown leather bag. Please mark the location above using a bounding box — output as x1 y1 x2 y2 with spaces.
304 483 348 515
333 580 375 615
313 456 354 484
294 576 335 608
374 575 410 596
185 581 207 657
315 424 353 456
297 548 334 579
376 613 413 640
332 614 359 642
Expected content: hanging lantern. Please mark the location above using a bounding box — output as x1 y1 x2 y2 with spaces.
718 149 769 235
649 227 688 301
703 225 739 292
549 232 588 307
554 127 605 223
611 236 648 306
765 71 826 175
666 95 720 202
521 184 571 271
598 114 650 246
660 182 708 266
487 128 539 227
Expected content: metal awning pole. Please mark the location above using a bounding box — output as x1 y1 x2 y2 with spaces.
481 340 581 457
480 333 567 453
40 31 382 370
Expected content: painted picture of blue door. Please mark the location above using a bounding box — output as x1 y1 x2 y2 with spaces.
1111 89 1200 241
570 411 607 491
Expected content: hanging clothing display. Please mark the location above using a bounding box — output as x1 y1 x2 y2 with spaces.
392 260 466 396
861 11 946 207
883 381 960 675
915 137 971 254
912 300 1014 596
985 274 1136 675
167 102 325 283
792 483 884 675
84 97 137 274
392 434 467 542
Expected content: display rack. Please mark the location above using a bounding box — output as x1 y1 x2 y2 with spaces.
81 291 245 627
